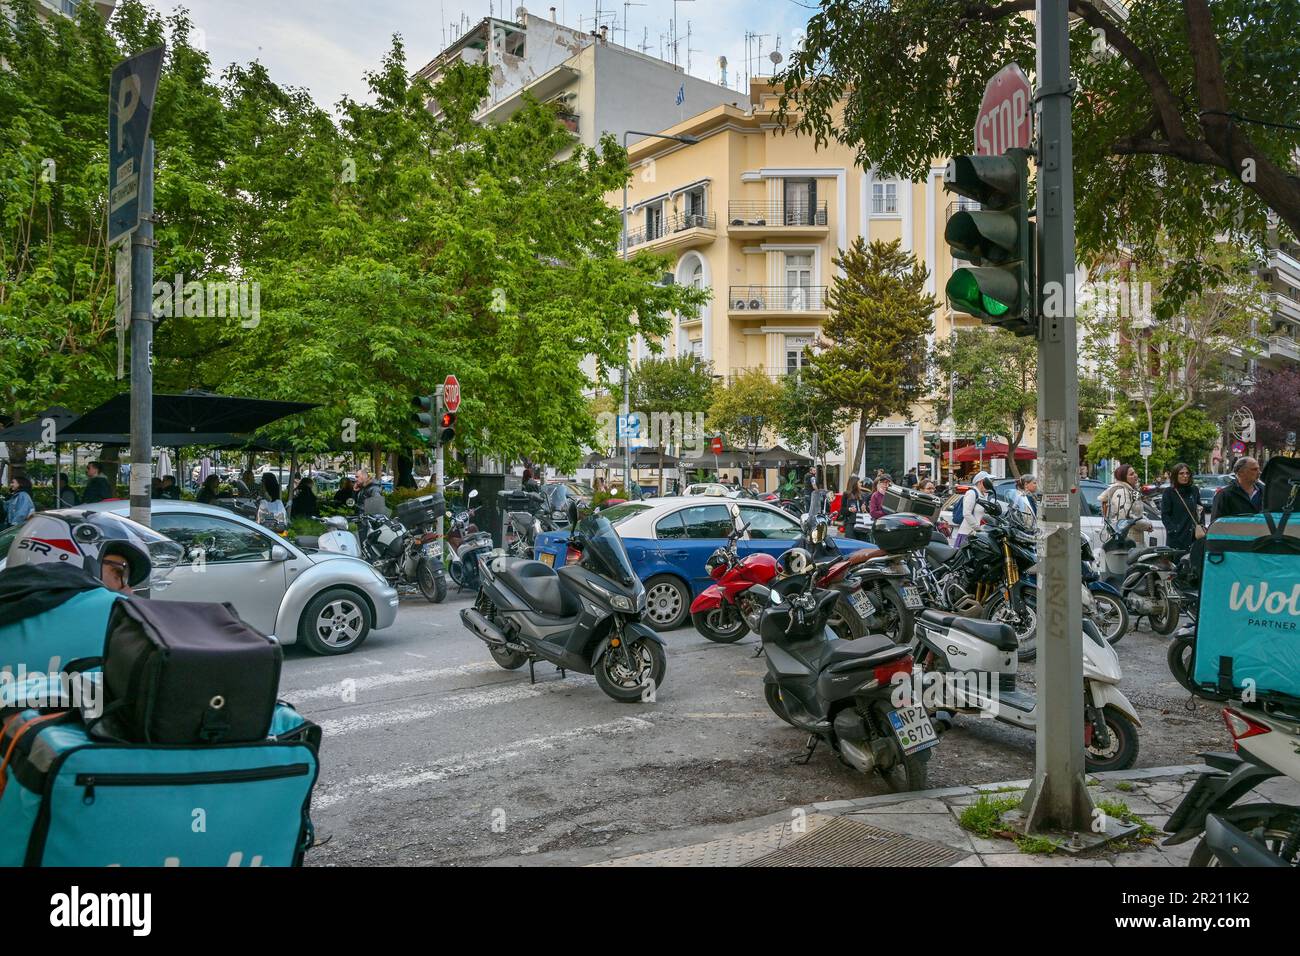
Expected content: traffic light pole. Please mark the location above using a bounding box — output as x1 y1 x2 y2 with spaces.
1021 0 1093 834
435 384 445 561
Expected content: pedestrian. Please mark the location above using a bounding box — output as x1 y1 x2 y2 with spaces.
1211 456 1263 521
3 475 35 528
918 478 937 495
868 475 892 521
1013 474 1039 528
904 467 918 488
161 475 182 500
196 474 221 504
290 476 321 521
333 476 355 508
150 476 164 499
256 472 288 532
521 467 540 491
57 474 79 507
1101 463 1148 544
81 461 112 504
841 476 866 539
594 475 606 495
1159 463 1203 550
953 471 994 547
352 468 384 514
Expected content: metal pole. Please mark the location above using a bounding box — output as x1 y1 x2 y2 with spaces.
129 139 155 529
622 131 632 497
435 385 445 561
1022 0 1092 833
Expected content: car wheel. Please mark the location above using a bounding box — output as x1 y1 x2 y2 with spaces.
299 588 373 655
643 574 690 631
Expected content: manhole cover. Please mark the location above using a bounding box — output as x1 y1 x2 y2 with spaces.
743 816 967 867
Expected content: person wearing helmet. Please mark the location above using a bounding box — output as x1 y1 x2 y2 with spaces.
0 510 183 676
953 471 994 547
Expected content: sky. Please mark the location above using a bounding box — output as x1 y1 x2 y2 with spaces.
146 0 814 110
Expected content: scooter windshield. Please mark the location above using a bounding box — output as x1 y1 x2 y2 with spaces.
576 515 636 586
546 483 567 513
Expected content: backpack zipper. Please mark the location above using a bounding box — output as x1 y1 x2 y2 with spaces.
75 763 309 805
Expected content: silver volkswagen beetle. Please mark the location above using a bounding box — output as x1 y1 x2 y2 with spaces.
1 501 399 655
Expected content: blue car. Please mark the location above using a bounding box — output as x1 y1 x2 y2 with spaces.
533 496 875 631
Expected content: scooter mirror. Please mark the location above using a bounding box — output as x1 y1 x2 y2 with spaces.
769 589 783 605
468 489 479 500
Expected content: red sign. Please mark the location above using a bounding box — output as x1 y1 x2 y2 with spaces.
975 64 1032 156
443 375 460 413
710 436 723 455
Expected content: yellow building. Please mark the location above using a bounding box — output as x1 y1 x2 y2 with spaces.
613 80 987 486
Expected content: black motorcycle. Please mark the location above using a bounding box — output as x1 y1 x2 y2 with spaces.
1100 516 1183 635
357 495 447 602
459 513 667 702
502 485 566 559
756 551 936 792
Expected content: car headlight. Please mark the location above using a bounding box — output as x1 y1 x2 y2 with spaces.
610 595 635 612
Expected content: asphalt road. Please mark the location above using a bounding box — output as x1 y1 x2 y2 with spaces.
283 593 1225 866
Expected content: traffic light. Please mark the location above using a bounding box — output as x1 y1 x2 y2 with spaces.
924 433 941 458
412 394 436 445
942 147 1035 336
438 409 456 446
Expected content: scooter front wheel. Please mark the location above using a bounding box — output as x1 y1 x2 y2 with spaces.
594 636 667 702
417 557 447 603
1090 592 1129 645
691 604 748 643
1084 705 1139 772
1147 596 1181 635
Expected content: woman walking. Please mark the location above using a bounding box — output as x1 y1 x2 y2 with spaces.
840 477 866 539
1159 463 1202 551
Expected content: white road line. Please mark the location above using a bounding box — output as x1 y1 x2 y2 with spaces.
313 717 655 810
285 661 500 702
404 652 429 659
315 675 594 737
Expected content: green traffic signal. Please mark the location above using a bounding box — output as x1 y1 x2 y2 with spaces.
411 394 436 445
947 267 1017 318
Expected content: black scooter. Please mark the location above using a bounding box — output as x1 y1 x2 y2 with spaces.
756 554 937 791
459 513 667 702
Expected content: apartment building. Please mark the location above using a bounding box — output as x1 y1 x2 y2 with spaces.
1258 241 1300 373
614 79 982 484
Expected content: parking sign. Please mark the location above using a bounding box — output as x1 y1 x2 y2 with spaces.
108 46 164 245
1139 431 1153 458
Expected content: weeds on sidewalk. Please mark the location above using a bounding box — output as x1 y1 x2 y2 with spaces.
1096 798 1160 842
958 795 1062 855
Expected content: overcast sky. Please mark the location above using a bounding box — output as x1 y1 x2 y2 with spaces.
146 0 812 110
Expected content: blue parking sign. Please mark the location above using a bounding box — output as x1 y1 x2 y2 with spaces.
108 46 164 245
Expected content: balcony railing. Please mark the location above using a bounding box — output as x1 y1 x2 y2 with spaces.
1269 334 1300 362
727 366 813 382
622 211 716 250
726 201 828 228
728 285 828 312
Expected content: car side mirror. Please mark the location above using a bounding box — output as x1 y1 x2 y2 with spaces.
270 544 291 562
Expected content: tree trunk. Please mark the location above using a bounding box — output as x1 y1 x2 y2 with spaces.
845 409 871 492
99 444 122 486
5 442 29 480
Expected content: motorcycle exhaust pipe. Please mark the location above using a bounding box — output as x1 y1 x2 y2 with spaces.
461 607 508 648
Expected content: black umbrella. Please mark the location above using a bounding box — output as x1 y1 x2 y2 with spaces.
62 389 318 440
751 444 814 468
0 406 80 443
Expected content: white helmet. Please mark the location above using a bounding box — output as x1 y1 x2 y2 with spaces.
7 510 183 590
779 547 813 576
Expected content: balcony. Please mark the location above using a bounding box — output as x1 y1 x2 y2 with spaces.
1268 292 1300 324
725 201 829 237
621 212 717 253
728 285 828 316
1269 333 1300 363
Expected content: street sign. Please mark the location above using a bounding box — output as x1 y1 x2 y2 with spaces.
976 436 989 450
442 374 460 413
1139 431 1152 458
974 63 1032 156
1231 440 1246 455
114 243 131 380
108 46 164 245
710 436 723 455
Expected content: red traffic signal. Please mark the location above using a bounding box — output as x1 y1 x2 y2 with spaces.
438 411 456 445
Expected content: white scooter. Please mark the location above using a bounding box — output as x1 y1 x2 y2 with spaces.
906 608 1141 772
295 515 361 557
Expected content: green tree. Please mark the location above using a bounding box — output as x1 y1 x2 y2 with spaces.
776 374 848 487
630 355 717 492
806 238 935 490
708 369 783 478
778 0 1300 292
1088 397 1219 475
930 328 1037 477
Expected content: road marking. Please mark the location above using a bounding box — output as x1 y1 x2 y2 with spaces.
286 656 386 680
285 661 502 702
404 652 429 659
313 717 655 810
314 675 594 736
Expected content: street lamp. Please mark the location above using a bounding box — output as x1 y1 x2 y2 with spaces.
621 128 701 493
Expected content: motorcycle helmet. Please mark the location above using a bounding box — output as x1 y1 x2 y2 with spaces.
801 512 828 546
705 547 730 578
7 509 184 591
778 547 812 576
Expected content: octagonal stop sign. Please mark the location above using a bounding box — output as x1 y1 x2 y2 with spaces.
443 375 460 413
975 63 1032 156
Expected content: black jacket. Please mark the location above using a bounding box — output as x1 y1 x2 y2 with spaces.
0 564 106 626
290 490 320 521
82 474 112 504
1211 480 1262 522
1159 483 1201 549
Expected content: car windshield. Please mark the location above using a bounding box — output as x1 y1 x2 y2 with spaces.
577 515 637 586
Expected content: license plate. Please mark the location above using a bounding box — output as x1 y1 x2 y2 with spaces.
849 590 876 619
421 544 440 558
539 552 555 567
887 706 938 754
899 585 924 610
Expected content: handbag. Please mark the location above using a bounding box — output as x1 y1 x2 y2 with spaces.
1175 487 1206 540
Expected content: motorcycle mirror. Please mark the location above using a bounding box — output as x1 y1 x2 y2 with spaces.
769 589 783 605
468 489 479 500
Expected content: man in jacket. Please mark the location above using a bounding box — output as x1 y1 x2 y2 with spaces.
81 461 113 504
1211 457 1263 521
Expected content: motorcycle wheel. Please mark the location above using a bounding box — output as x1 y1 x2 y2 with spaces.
593 636 667 703
872 703 930 792
1148 595 1181 636
1166 634 1228 700
838 583 912 644
1189 807 1300 867
1091 592 1130 645
983 586 1038 663
764 681 795 727
417 557 447 603
1084 705 1139 772
691 604 748 643
449 561 463 588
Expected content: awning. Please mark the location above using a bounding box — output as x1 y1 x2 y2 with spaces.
62 390 317 443
945 441 1037 463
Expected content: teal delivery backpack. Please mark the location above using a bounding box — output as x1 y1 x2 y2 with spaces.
1192 508 1300 704
0 702 320 867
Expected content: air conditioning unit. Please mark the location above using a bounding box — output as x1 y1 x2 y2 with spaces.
749 298 763 310
733 298 748 310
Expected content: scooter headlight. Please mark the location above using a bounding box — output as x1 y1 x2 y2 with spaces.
610 595 635 612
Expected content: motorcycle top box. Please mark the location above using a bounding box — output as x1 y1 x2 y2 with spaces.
882 484 943 520
871 513 934 554
395 493 445 528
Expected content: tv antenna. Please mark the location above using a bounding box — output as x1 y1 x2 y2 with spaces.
622 0 645 48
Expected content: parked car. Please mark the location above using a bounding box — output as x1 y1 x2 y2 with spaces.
532 496 876 631
1194 473 1233 511
0 502 399 655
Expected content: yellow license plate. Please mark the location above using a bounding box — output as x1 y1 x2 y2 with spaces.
539 552 555 567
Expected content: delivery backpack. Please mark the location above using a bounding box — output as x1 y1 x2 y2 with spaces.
0 702 320 867
1192 507 1300 704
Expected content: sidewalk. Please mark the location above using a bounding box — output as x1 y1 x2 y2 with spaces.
493 765 1300 867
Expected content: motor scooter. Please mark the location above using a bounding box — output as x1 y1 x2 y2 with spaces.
448 490 495 591
294 514 360 557
1101 516 1183 634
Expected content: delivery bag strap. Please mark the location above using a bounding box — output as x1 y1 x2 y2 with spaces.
0 711 73 799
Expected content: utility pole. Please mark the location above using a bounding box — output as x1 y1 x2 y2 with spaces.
1021 0 1094 835
129 138 155 529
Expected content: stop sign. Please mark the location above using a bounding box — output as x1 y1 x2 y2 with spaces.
443 374 460 413
974 63 1032 156
710 436 723 455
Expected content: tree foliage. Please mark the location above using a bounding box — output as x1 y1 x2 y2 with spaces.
805 238 935 489
708 369 783 472
776 373 847 475
1242 368 1300 452
1087 396 1219 474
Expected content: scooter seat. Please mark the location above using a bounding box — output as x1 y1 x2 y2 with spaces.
822 635 911 668
497 559 580 617
919 609 1018 652
925 541 958 565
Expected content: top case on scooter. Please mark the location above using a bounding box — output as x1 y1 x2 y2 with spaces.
1193 513 1300 703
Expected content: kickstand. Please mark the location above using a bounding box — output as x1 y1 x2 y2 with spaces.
528 659 537 685
795 734 818 765
558 667 567 678
750 644 766 659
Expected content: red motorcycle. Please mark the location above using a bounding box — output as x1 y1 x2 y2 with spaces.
690 518 780 643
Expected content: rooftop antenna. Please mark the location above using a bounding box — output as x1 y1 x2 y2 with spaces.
638 24 651 54
672 0 695 67
768 35 784 75
686 20 701 75
622 0 645 49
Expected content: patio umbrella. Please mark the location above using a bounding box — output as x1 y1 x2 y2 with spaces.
944 441 1036 463
0 405 82 504
155 449 173 478
751 444 814 468
198 457 213 483
62 389 318 441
